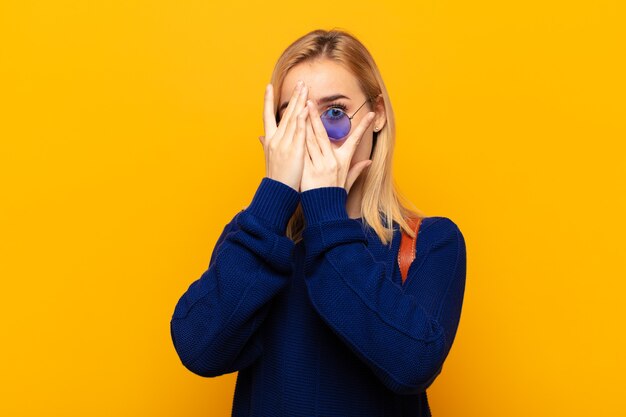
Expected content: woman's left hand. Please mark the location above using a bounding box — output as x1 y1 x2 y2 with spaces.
300 99 376 193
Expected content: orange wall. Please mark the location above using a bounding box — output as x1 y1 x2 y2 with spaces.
1 1 624 416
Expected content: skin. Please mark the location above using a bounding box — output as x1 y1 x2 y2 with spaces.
260 58 386 219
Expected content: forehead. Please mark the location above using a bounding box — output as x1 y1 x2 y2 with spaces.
280 59 362 102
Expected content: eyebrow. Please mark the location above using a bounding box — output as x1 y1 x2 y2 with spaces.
278 94 351 114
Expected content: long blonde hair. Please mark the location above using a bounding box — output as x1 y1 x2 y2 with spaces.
269 28 425 245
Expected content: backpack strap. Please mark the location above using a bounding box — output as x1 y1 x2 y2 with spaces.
398 216 423 285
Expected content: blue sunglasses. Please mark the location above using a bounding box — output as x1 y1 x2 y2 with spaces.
276 98 372 141
320 99 371 141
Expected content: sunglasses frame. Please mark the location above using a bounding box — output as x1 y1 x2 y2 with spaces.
275 97 374 141
320 98 372 140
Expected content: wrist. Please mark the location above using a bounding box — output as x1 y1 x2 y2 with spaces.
300 186 349 226
245 177 300 233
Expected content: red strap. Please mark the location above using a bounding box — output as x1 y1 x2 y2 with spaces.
398 216 422 284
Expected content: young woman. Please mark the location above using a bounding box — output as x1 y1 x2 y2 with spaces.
170 29 467 417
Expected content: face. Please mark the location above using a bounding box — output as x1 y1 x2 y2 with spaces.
277 59 385 169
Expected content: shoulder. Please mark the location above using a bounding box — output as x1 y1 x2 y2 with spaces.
399 216 466 295
413 216 466 278
420 216 461 234
418 216 463 241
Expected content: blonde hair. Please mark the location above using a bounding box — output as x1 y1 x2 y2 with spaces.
269 28 425 245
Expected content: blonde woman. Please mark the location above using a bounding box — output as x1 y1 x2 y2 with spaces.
170 28 467 417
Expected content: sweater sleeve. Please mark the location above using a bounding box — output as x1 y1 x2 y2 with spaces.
170 177 299 377
300 186 466 395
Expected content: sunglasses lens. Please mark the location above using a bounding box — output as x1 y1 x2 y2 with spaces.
320 108 350 140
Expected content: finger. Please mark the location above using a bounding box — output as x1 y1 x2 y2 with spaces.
302 135 312 169
274 80 304 139
283 85 309 146
293 105 308 150
301 141 312 192
304 139 312 164
263 84 277 139
344 111 375 158
304 111 322 163
306 99 333 157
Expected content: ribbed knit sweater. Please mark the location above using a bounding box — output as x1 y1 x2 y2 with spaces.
170 177 467 417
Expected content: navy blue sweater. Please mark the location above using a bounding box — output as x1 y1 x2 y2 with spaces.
170 177 467 416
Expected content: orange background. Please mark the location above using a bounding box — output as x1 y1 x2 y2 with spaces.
1 1 624 416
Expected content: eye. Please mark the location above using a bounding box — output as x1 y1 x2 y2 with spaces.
324 108 344 119
322 102 348 119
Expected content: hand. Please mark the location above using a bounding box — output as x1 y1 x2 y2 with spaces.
259 81 309 192
300 99 375 193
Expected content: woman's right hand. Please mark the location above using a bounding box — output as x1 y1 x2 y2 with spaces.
259 80 310 192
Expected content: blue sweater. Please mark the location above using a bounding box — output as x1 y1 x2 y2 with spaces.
170 177 467 416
